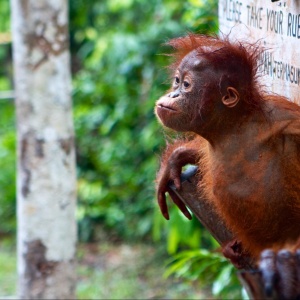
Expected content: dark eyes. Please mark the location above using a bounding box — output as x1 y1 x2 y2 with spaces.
183 81 190 88
174 76 190 89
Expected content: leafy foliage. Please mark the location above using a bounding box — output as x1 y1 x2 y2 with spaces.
0 0 15 234
0 100 15 233
69 0 218 241
165 249 248 299
69 1 244 297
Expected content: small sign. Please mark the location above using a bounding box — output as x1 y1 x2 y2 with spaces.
219 0 300 103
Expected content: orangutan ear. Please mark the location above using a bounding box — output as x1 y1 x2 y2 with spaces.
222 87 240 108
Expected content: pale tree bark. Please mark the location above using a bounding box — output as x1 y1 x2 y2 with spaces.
10 0 77 298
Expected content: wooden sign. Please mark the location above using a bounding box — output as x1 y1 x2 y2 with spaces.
219 0 300 103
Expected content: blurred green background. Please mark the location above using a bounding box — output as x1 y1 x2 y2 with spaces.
0 0 246 298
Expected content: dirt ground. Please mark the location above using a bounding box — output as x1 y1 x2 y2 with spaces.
0 240 212 299
76 242 212 299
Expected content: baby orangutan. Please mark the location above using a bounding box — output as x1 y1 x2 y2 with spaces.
155 34 300 298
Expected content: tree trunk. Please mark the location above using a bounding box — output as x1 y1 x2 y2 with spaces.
10 0 77 298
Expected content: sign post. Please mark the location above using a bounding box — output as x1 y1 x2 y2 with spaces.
219 0 300 102
218 1 300 298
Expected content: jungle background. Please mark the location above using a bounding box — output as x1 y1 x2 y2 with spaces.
0 0 246 298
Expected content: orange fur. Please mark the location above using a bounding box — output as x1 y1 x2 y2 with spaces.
155 34 300 260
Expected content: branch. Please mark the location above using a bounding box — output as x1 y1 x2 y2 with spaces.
168 166 234 246
168 166 282 299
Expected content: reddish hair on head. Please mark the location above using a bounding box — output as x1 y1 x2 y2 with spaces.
166 33 264 110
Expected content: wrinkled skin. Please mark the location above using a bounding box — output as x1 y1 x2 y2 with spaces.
155 34 300 297
155 50 225 135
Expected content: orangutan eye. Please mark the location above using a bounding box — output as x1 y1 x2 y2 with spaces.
183 81 190 88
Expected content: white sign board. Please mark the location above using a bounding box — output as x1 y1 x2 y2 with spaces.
219 0 300 103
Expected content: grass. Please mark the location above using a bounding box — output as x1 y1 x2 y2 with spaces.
0 241 17 296
0 241 210 299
